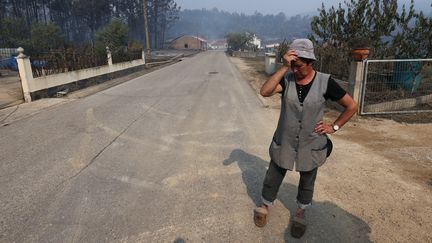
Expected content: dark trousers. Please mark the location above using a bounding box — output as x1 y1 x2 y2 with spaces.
262 160 318 206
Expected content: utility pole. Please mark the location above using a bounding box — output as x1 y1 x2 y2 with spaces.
143 0 151 57
196 22 200 50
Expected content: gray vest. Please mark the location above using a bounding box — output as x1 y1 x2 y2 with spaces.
269 71 330 171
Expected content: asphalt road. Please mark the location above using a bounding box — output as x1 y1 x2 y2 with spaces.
0 51 374 242
0 51 283 242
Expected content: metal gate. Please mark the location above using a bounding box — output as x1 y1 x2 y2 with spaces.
0 48 23 108
360 59 432 115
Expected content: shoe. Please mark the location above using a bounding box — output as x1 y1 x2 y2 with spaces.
290 215 307 238
253 206 268 227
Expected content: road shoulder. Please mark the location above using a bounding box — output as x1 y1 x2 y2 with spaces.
229 54 432 242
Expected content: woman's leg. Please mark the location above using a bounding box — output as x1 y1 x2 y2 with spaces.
291 167 318 238
296 167 318 208
261 160 288 206
254 160 288 227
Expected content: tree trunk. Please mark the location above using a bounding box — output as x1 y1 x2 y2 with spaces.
42 0 47 23
161 14 167 49
152 1 159 49
143 0 151 56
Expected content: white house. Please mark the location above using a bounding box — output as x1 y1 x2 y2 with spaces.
251 34 261 49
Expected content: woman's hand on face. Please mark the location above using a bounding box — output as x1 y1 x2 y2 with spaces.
283 50 298 67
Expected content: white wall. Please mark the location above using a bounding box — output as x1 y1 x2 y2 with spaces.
30 59 145 92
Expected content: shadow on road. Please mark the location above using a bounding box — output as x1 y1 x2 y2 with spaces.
223 149 372 242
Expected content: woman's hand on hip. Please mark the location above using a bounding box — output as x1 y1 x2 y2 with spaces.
314 120 334 134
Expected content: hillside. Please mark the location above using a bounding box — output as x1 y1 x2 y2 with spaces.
166 8 312 42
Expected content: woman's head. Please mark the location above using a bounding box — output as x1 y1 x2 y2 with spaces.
291 57 314 79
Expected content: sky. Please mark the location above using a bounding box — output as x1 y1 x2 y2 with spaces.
175 0 431 17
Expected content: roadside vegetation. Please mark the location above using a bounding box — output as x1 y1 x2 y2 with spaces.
224 1 431 81
311 0 432 80
0 0 180 58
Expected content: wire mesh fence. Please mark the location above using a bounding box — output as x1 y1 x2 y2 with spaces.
361 59 432 114
0 48 18 58
0 48 19 73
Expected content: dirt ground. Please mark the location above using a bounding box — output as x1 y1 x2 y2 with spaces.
0 70 23 108
230 56 432 242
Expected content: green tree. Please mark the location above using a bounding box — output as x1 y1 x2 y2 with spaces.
308 0 431 79
226 32 254 51
0 17 30 48
310 0 412 58
0 0 181 48
149 0 180 49
72 0 111 39
393 7 432 58
95 18 129 54
30 22 64 53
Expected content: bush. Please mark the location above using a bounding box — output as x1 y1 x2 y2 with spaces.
276 40 289 63
95 18 129 55
30 23 64 53
0 17 30 48
128 40 144 52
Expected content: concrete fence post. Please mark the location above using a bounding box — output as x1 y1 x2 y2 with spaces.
348 60 366 114
348 48 370 115
265 53 276 75
106 46 113 66
142 50 146 64
16 47 34 102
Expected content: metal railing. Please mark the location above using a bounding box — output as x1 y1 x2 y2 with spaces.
112 50 143 64
30 51 107 78
29 48 144 78
360 59 432 115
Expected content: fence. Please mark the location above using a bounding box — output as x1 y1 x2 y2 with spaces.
112 50 143 64
29 48 144 78
360 59 432 115
230 51 265 58
0 48 19 72
15 47 147 102
30 51 107 78
0 48 18 58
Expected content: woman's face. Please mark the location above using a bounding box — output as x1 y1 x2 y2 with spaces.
291 59 312 79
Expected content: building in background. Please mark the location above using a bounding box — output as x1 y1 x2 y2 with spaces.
208 39 228 50
251 34 262 49
264 43 280 53
170 35 208 50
